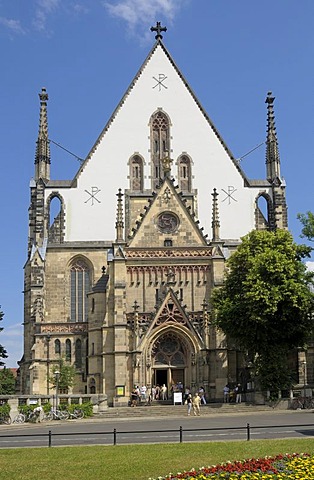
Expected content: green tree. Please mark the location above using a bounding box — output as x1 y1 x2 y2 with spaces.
212 229 314 392
0 368 16 394
297 211 314 243
49 359 76 392
0 307 8 366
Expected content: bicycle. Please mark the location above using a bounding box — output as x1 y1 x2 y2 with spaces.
0 414 11 425
13 410 39 424
68 408 84 420
291 396 314 410
43 409 69 421
13 413 26 424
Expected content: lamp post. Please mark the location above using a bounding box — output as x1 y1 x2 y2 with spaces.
46 334 51 395
302 361 307 409
54 370 60 411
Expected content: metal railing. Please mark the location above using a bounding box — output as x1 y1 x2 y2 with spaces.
1 421 314 447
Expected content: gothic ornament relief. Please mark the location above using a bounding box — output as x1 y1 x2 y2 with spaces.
126 249 212 258
156 212 179 233
41 324 88 333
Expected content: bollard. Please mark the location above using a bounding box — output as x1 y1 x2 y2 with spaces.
113 428 117 446
179 425 183 443
246 423 250 441
48 430 52 447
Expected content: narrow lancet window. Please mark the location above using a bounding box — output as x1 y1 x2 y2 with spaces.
150 111 171 188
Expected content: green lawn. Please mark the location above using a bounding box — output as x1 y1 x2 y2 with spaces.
0 439 314 480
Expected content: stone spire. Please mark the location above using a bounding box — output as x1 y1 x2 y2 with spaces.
211 188 220 241
35 87 50 181
115 188 124 242
265 91 281 182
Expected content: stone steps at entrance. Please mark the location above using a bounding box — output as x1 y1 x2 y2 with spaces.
97 403 274 418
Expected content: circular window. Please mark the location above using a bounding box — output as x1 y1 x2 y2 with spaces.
157 212 179 233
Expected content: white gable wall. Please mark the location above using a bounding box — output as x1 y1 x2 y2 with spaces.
45 45 271 242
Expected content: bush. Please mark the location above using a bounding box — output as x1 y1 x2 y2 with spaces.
19 404 38 416
0 402 10 417
80 401 93 417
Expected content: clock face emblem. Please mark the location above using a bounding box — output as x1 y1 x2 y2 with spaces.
157 212 179 233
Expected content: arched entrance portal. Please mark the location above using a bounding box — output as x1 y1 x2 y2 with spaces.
151 332 190 396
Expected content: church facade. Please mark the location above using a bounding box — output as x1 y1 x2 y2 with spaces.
19 25 288 405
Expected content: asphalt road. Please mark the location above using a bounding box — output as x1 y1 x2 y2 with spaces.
1 410 314 448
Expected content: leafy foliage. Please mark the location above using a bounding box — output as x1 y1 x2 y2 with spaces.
49 359 76 391
0 307 8 366
0 368 16 394
0 402 10 417
212 229 314 391
298 211 314 243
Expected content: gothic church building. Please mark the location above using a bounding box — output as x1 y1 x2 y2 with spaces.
19 25 287 405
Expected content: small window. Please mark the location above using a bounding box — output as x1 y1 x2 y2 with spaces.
164 239 173 247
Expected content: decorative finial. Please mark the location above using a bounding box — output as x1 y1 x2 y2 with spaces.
211 188 220 241
35 87 50 180
150 21 167 40
115 188 124 242
265 91 280 182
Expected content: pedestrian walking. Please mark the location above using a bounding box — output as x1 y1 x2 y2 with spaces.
186 393 192 415
192 392 201 416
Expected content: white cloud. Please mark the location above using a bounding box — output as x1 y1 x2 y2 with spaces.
0 16 25 34
104 0 188 37
73 4 89 14
306 261 314 272
33 0 61 31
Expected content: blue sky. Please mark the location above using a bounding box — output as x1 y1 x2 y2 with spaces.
1 0 313 367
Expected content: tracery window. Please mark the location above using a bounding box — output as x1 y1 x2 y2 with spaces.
129 155 144 192
150 111 171 188
178 155 192 192
152 333 186 366
70 259 90 322
66 339 71 362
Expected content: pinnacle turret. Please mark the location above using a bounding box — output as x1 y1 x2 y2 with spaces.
265 91 281 182
211 188 220 241
115 188 124 242
35 87 50 181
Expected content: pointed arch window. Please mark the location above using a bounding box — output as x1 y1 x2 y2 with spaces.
70 259 90 322
178 155 192 192
66 339 72 362
75 339 82 368
54 339 61 355
129 155 144 192
150 111 171 188
47 194 65 243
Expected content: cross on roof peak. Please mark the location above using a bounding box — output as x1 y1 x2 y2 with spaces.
150 21 167 40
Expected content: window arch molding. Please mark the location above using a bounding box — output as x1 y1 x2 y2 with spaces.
46 192 65 243
255 192 274 231
68 256 93 323
128 153 145 192
176 154 193 192
149 109 172 188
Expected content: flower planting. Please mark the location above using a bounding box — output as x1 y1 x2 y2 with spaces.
152 453 314 479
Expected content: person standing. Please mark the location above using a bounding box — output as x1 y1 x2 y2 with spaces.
236 384 242 403
140 384 147 403
192 392 201 416
223 385 230 403
186 393 192 415
199 386 206 405
161 384 168 400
